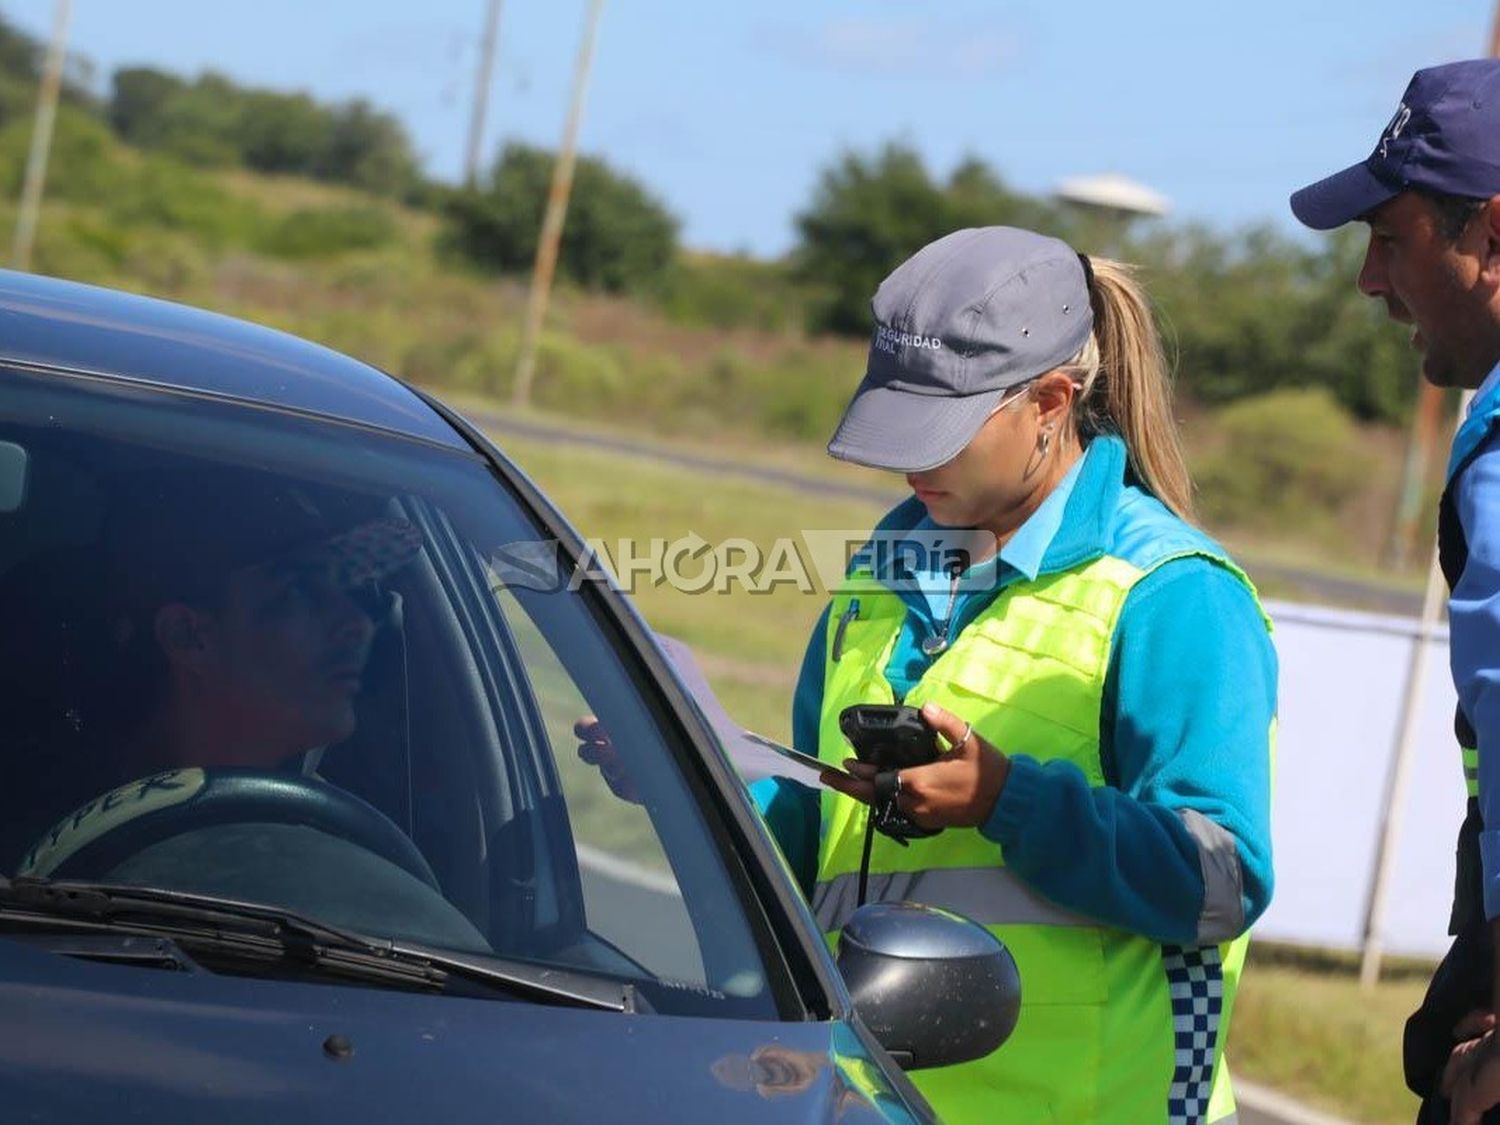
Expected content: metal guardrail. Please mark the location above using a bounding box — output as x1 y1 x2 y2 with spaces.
1264 598 1448 642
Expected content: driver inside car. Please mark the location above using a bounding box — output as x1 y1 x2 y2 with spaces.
99 469 422 783
13 469 491 953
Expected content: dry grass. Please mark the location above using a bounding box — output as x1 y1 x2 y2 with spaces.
1233 947 1431 1124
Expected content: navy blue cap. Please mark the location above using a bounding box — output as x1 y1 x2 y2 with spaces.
1291 59 1500 230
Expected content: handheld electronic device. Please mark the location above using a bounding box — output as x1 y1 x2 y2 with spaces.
838 704 942 770
838 705 943 845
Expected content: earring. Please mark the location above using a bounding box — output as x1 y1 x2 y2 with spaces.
1039 428 1053 457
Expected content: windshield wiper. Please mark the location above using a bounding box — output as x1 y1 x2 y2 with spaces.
0 877 636 1012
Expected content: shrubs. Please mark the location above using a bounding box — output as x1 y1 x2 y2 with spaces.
0 107 120 206
1194 388 1379 530
255 205 396 259
1146 224 1417 424
442 142 678 295
0 106 399 273
749 349 858 442
108 68 420 198
651 253 811 333
531 334 626 411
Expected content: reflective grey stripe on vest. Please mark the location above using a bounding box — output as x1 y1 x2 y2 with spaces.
1208 1114 1236 1124
1181 809 1246 945
811 866 1093 932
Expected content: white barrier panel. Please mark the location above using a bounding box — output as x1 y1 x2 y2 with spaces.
1256 599 1462 958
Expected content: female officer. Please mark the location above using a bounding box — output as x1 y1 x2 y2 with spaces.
752 226 1276 1125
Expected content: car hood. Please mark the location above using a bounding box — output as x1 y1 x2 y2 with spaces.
0 938 925 1123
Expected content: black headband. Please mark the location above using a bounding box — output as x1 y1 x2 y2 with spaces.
1077 252 1096 292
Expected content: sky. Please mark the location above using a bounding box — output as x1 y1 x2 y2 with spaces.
4 0 1492 256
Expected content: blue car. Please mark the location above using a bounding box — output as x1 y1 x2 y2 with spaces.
0 271 1017 1122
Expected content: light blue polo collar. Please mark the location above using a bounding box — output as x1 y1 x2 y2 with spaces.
1450 360 1500 481
994 450 1086 581
1473 362 1500 413
869 437 1111 601
902 454 1084 589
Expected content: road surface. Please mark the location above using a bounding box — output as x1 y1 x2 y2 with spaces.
471 407 1424 617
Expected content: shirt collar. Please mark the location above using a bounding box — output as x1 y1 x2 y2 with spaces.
997 451 1087 580
894 440 1099 589
1470 360 1500 418
860 434 1129 591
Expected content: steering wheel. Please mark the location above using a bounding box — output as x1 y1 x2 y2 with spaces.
18 768 440 890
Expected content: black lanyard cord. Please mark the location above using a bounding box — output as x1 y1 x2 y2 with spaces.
857 814 876 907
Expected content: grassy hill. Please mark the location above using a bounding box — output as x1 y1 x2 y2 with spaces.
0 104 1428 584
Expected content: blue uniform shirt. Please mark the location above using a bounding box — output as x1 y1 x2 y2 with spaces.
1451 363 1500 920
751 435 1277 946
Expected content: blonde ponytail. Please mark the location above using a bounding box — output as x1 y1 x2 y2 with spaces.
1065 257 1195 522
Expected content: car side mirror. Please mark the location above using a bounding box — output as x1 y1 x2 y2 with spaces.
836 901 1020 1070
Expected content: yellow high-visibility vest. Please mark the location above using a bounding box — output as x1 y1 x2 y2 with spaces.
814 530 1267 1124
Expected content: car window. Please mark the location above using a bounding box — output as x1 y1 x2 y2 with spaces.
0 370 776 1019
492 588 709 982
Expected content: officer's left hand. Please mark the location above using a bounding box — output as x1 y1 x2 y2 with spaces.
820 702 1010 830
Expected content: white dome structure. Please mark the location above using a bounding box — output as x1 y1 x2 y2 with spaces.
1054 173 1170 218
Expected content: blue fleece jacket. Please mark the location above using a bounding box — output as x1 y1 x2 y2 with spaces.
751 435 1276 946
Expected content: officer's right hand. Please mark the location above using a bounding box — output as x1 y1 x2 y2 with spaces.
1455 1010 1497 1040
1444 1025 1500 1124
575 715 642 804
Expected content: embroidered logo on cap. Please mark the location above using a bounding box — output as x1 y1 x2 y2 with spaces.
1378 103 1412 159
873 325 944 355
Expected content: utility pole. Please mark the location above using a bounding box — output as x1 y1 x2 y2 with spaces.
511 0 605 410
12 0 72 272
1360 0 1500 988
463 0 504 188
1360 468 1461 990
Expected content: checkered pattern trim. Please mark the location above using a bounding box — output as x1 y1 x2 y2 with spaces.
1162 944 1223 1125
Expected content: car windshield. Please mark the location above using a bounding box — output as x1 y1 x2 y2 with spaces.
0 371 778 1019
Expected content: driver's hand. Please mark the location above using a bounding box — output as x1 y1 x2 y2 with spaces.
575 716 641 804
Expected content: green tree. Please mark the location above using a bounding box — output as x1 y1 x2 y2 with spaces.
317 100 420 197
139 71 243 166
1138 222 1414 421
236 90 329 176
443 142 678 294
792 144 949 336
793 143 1067 335
109 68 185 145
0 12 96 127
0 13 44 126
107 70 421 197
